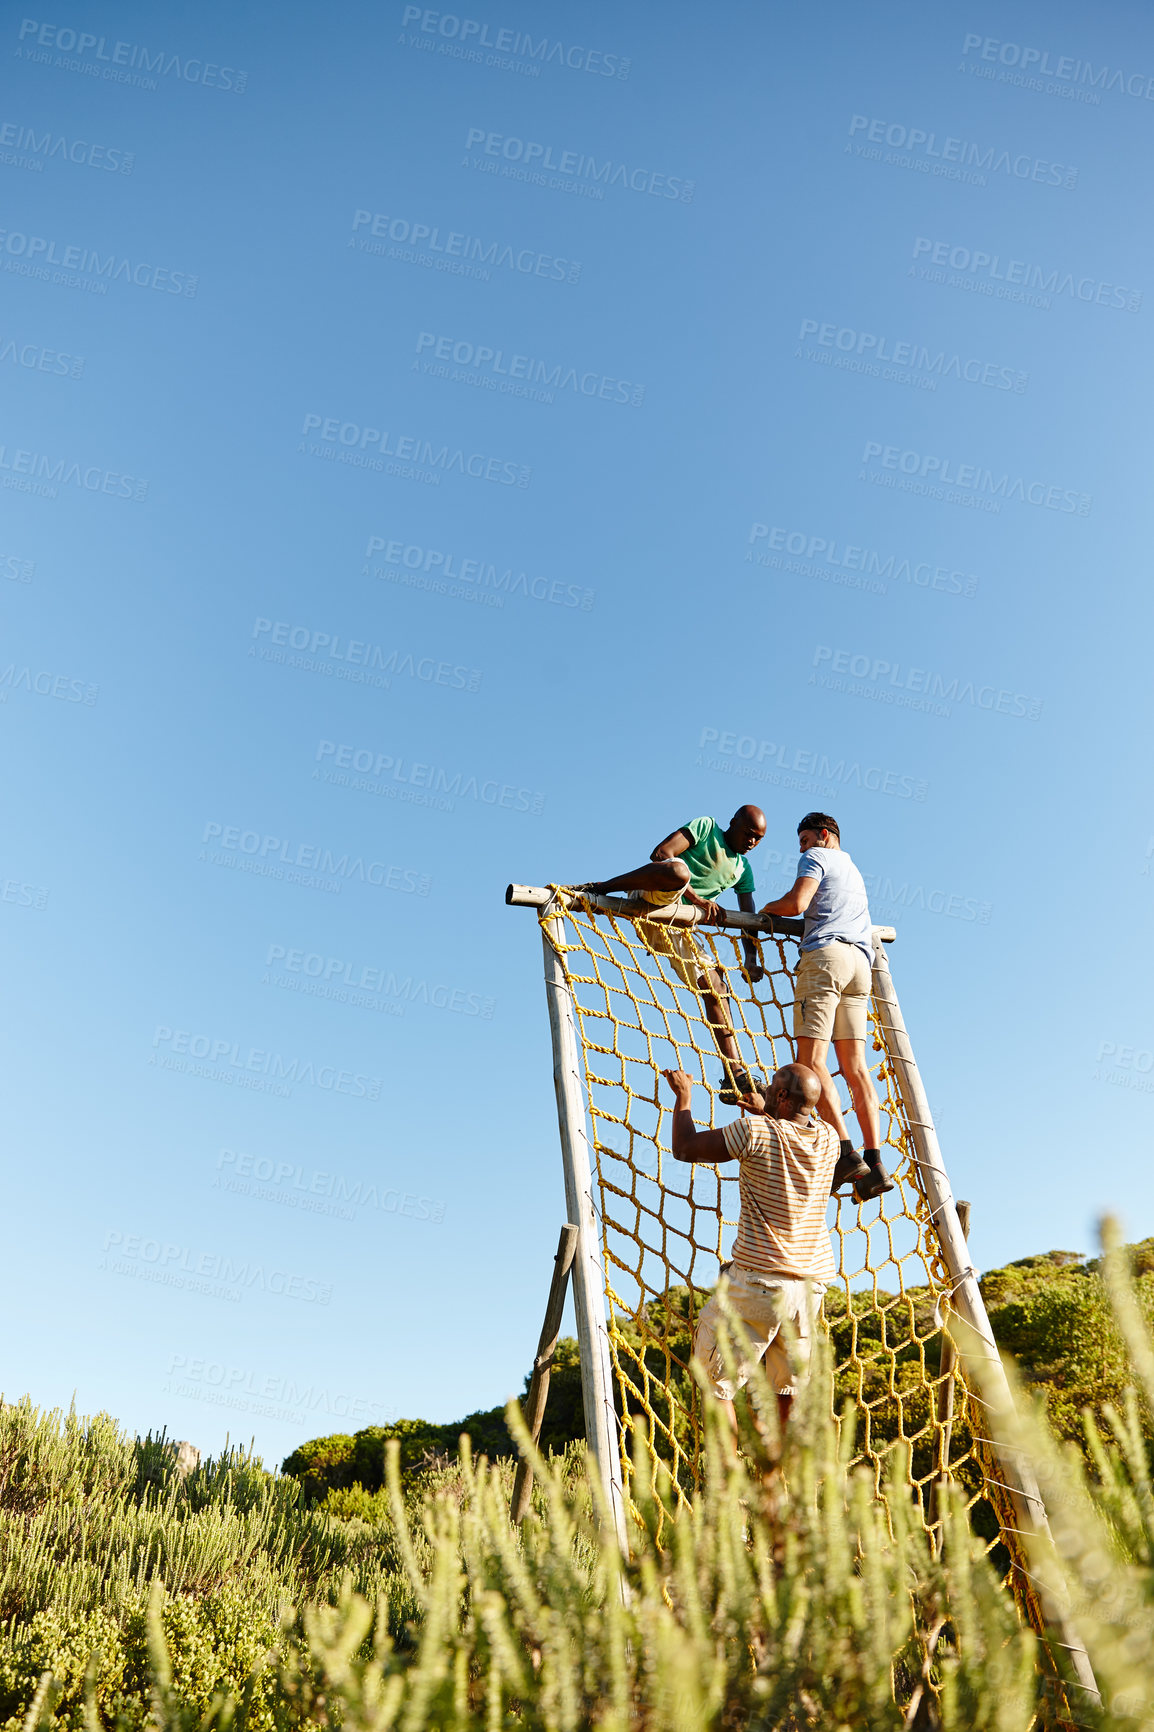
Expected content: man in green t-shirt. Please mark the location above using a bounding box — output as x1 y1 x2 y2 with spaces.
576 807 767 1103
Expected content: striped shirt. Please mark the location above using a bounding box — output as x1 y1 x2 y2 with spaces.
722 1113 838 1282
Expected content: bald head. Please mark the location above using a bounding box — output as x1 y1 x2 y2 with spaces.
726 805 766 854
767 1062 822 1121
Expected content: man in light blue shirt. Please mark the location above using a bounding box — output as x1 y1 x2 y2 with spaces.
758 812 894 1203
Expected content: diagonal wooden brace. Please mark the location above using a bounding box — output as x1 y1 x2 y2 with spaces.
511 1222 579 1524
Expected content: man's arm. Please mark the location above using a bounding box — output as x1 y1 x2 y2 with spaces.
649 826 723 922
662 1070 738 1163
737 890 764 982
760 875 819 919
649 826 694 863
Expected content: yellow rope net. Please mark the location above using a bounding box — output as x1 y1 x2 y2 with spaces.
539 892 1039 1607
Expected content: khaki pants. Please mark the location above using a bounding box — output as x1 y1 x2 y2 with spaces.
695 1267 824 1398
793 942 871 1042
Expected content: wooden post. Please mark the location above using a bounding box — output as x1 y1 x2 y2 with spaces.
511 1223 579 1523
505 883 895 946
540 915 629 1549
870 940 1098 1706
930 1199 970 1542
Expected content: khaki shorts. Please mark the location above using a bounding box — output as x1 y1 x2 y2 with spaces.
636 888 713 990
794 941 872 1043
695 1267 824 1399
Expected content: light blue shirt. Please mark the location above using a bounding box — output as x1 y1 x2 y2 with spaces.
796 847 874 963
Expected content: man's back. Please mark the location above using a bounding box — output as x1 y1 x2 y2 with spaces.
720 1114 838 1282
798 846 873 962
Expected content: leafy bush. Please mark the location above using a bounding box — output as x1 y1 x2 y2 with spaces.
282 1241 1154 1515
980 1240 1154 1444
7 1230 1154 1728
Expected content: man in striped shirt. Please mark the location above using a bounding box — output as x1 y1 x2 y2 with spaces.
663 1062 837 1436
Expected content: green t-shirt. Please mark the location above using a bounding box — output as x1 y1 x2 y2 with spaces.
678 816 755 900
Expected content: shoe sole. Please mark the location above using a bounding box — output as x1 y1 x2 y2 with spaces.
718 1076 762 1103
853 1179 896 1202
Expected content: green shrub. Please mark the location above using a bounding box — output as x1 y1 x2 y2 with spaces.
9 1229 1154 1728
981 1244 1154 1444
318 1484 391 1522
0 1605 124 1732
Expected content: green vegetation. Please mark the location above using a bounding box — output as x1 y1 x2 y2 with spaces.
979 1237 1154 1444
2 1354 1035 1732
281 1343 584 1517
1 1230 1153 1730
284 1239 1154 1510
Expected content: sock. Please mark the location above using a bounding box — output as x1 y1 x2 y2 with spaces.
840 1139 855 1158
864 1148 881 1162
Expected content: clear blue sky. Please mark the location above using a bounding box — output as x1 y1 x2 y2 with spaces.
3 0 1152 1465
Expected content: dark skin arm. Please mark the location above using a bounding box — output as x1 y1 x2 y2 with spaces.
662 1070 739 1163
737 890 763 983
649 827 723 921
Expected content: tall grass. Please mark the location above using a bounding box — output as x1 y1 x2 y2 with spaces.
3 1225 1154 1730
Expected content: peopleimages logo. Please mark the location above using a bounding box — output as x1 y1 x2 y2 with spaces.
0 439 147 502
15 20 247 91
464 127 695 201
351 209 581 284
0 226 197 295
364 535 594 612
0 118 134 173
0 549 34 582
101 1233 330 1304
1 873 49 909
0 333 85 377
796 318 1026 392
0 662 98 704
846 114 1077 187
747 523 977 598
910 237 1141 313
164 1352 393 1425
860 440 1091 515
215 1150 446 1227
299 412 530 488
250 617 482 692
1093 1040 1154 1097
811 646 1043 721
864 873 992 925
314 738 546 815
400 7 630 77
961 34 1154 101
151 1025 383 1100
264 944 495 1020
414 330 644 406
199 821 431 895
696 727 928 802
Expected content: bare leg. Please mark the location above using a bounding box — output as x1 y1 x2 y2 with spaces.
719 1392 791 1462
701 969 741 1069
794 1035 850 1141
588 858 690 897
832 1038 881 1150
702 971 764 1106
